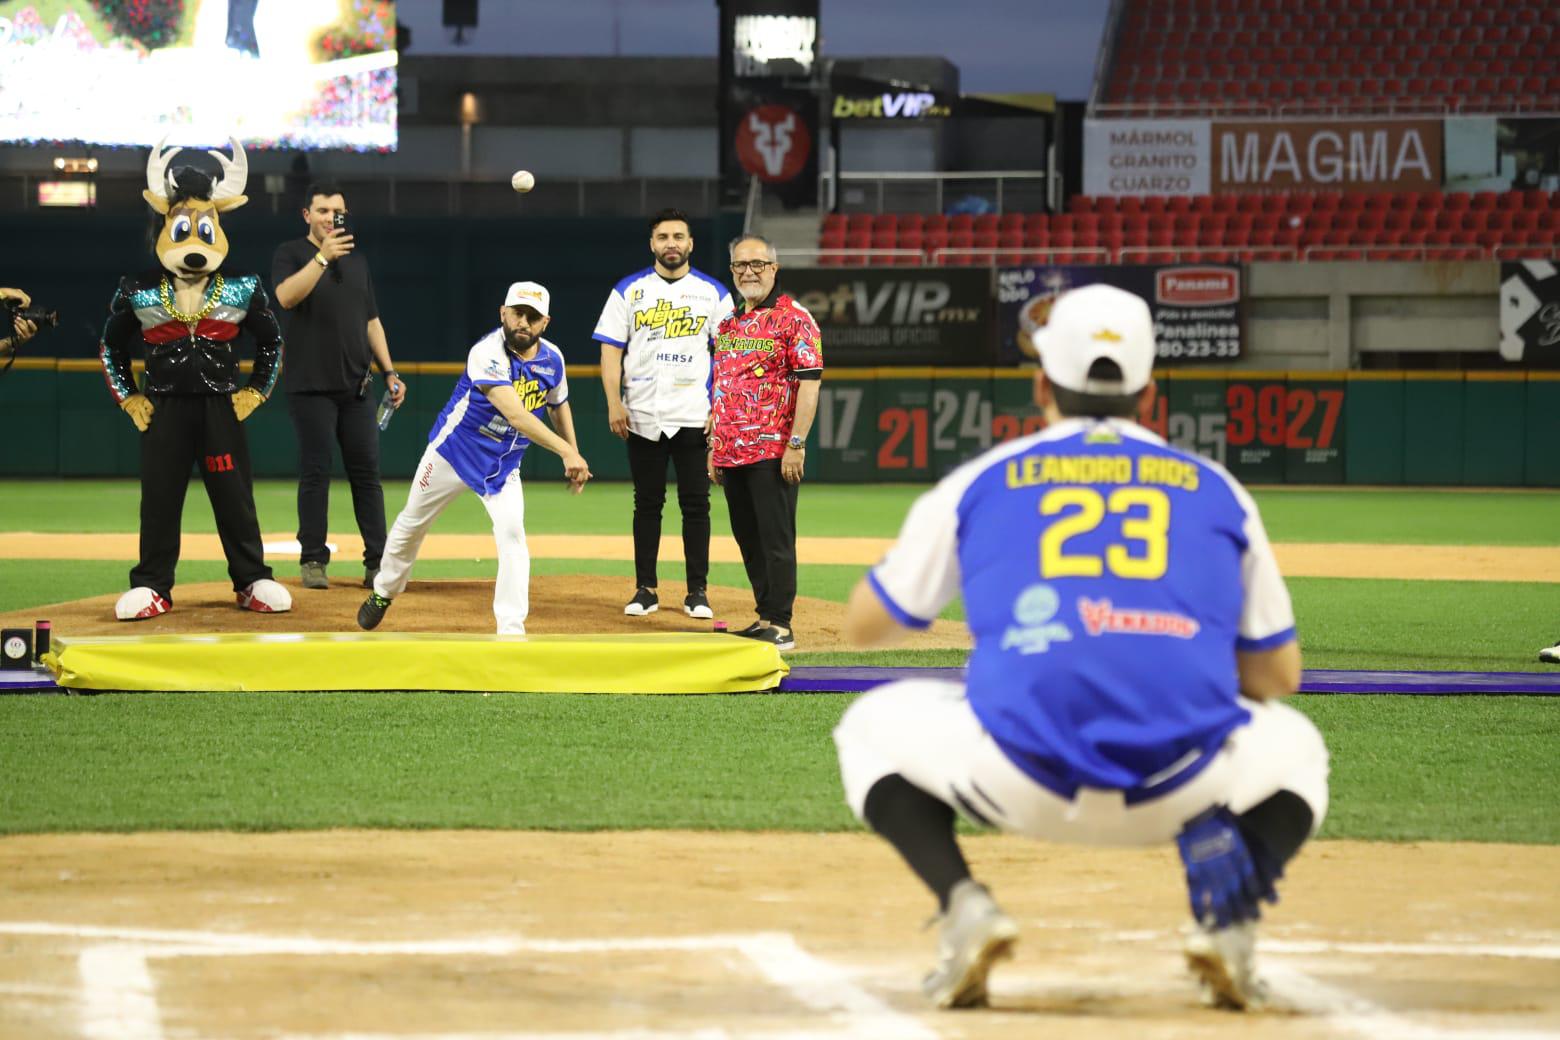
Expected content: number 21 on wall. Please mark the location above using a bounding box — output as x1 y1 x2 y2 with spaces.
1039 487 1170 580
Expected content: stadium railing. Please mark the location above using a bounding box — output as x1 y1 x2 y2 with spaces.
821 171 1049 217
1090 99 1560 117
0 172 724 218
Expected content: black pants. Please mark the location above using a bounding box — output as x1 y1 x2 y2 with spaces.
287 390 386 569
131 394 271 600
626 427 710 590
721 459 800 628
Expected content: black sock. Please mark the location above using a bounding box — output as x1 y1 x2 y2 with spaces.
862 774 972 911
1237 790 1314 869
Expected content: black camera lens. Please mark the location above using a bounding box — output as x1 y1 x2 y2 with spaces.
17 307 58 328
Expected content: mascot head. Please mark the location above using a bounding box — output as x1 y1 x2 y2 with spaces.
142 137 248 279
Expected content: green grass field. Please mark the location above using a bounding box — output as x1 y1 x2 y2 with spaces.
0 480 1555 841
3 478 1558 542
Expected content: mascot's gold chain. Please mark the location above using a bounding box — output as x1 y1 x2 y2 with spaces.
159 273 226 329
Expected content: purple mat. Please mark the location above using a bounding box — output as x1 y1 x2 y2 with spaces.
779 666 1560 695
0 667 58 692
6 666 1556 696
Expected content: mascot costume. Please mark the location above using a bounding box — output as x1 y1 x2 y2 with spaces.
99 137 292 620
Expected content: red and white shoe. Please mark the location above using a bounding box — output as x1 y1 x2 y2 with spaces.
236 578 292 613
115 587 171 621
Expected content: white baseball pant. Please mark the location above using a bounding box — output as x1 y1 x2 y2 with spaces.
834 679 1328 846
374 446 530 635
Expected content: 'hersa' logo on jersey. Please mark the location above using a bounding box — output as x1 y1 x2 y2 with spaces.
513 376 549 412
633 298 707 339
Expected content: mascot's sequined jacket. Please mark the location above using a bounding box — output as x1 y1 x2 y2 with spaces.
99 271 282 401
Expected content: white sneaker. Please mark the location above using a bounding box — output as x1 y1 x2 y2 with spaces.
1184 920 1266 1010
237 578 292 613
922 879 1019 1009
115 586 170 621
1540 641 1559 664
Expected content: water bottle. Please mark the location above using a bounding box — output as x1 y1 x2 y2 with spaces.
375 387 396 431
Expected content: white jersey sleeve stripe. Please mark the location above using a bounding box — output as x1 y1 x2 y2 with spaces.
869 473 970 627
866 570 934 629
1214 465 1298 648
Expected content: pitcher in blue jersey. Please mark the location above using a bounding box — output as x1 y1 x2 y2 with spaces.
834 284 1328 1012
357 282 591 635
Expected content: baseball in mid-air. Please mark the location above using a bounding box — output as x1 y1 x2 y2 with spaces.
511 170 535 193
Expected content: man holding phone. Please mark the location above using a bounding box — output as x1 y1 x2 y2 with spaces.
273 181 406 591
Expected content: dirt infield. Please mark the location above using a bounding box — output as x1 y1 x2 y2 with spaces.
7 532 1560 581
0 831 1555 1039
0 575 972 653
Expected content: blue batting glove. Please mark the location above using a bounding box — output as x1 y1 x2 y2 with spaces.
1176 806 1279 928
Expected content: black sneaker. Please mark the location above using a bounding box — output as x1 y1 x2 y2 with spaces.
363 566 380 590
738 625 796 651
624 587 659 616
683 589 713 619
357 591 392 630
731 620 766 636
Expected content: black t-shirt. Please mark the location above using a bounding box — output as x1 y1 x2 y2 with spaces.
272 237 380 393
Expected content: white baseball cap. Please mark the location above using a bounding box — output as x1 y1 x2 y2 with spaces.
503 281 550 316
1031 284 1155 395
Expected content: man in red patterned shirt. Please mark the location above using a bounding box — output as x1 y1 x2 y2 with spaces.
706 234 824 650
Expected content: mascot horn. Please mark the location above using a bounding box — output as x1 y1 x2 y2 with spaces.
100 136 292 620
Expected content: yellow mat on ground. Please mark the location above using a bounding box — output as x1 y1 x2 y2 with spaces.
42 633 788 694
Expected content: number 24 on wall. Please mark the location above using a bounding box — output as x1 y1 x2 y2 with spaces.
1039 487 1170 580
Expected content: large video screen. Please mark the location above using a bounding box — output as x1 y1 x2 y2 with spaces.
0 0 396 151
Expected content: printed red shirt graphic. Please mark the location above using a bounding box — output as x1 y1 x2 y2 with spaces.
710 293 823 467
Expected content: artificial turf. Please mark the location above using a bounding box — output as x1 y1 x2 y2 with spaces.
0 480 1555 842
2 479 1557 543
0 690 1553 842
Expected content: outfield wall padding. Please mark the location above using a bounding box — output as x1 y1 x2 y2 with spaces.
2 363 1556 486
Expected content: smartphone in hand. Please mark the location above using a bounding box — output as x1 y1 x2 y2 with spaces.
332 212 352 235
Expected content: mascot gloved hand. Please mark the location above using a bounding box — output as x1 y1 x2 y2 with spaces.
120 392 156 431
231 386 264 422
100 135 290 621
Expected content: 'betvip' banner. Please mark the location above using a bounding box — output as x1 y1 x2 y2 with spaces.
998 264 1242 365
782 268 993 366
1085 117 1442 196
1500 261 1560 367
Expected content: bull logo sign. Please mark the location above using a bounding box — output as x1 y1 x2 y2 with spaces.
736 104 812 182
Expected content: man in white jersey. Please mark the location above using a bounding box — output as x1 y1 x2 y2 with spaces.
833 284 1329 1012
594 208 732 619
357 282 590 635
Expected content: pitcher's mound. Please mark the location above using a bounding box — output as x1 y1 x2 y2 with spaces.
2 575 971 655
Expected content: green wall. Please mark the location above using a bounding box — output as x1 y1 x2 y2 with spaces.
0 212 742 369
0 363 1553 487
